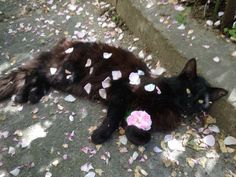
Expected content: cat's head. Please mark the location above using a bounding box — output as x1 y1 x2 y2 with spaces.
172 58 228 117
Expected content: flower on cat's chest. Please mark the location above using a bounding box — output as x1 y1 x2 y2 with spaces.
127 110 152 131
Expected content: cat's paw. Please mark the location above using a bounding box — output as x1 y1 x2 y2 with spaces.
91 128 111 144
125 125 151 146
14 94 28 103
28 87 42 104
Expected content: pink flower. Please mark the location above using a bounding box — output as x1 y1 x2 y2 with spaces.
127 111 152 131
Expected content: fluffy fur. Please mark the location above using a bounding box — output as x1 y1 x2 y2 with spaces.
0 38 228 145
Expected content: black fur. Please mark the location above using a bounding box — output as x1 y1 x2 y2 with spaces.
0 38 228 145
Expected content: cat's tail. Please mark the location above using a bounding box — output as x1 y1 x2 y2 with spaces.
0 59 40 101
0 69 28 101
125 125 151 146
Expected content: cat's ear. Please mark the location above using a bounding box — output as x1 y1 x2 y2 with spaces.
209 87 228 101
179 58 197 80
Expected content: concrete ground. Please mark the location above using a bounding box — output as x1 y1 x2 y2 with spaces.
0 0 235 177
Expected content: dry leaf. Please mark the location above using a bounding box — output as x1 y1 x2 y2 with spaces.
186 157 195 168
95 169 104 176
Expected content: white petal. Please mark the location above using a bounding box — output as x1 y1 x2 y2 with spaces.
144 84 156 92
138 50 145 59
68 4 77 11
89 67 94 75
8 147 16 156
137 70 145 75
133 38 139 42
214 20 221 26
85 172 96 177
84 83 92 94
66 75 72 79
128 151 138 165
85 58 92 67
208 125 220 133
153 146 163 153
112 70 122 80
177 24 185 30
218 11 224 17
10 167 20 176
0 131 9 138
50 67 57 75
167 139 185 151
64 94 76 102
76 31 86 38
119 135 128 145
203 135 215 147
65 47 74 54
80 163 94 172
69 115 74 122
164 134 173 142
151 67 166 76
206 20 213 26
103 52 112 59
224 136 236 145
174 4 185 11
129 72 140 85
231 51 236 57
99 88 107 99
213 56 220 63
102 77 111 88
45 172 52 177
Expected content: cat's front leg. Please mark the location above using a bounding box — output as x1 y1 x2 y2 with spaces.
91 105 126 144
91 81 133 144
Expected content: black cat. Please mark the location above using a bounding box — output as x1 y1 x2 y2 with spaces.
0 38 228 145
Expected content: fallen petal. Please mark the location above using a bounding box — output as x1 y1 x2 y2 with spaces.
84 83 92 94
151 67 166 76
168 139 185 151
153 146 163 153
10 167 20 176
119 135 128 145
224 136 236 145
177 24 185 30
208 125 220 133
129 72 140 85
203 135 215 147
174 4 185 11
64 94 76 102
8 146 16 156
85 172 96 177
213 56 220 63
99 89 107 99
45 172 52 177
81 163 94 172
50 67 57 75
102 77 111 88
103 52 112 59
65 47 74 54
85 58 92 67
112 70 122 80
144 84 156 92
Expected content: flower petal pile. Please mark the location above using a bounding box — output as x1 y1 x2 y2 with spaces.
127 110 152 131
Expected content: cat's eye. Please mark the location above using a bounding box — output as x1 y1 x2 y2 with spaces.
198 99 204 104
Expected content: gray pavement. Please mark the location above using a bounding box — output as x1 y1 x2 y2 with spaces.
0 1 235 177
